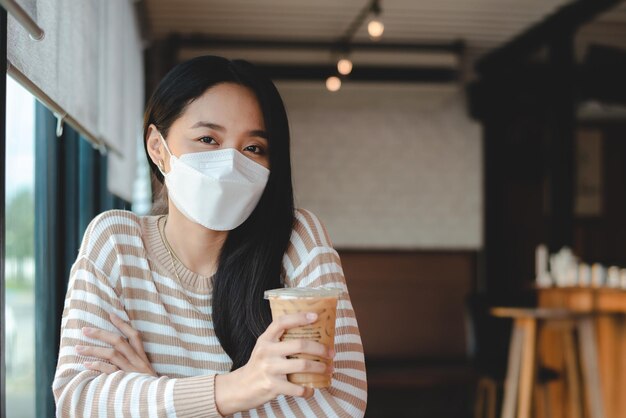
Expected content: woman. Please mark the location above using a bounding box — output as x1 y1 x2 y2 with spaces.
52 56 367 417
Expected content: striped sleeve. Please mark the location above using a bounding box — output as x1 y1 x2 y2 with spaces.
272 208 368 418
52 211 223 418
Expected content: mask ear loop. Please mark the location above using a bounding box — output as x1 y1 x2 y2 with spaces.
158 131 174 157
157 131 174 175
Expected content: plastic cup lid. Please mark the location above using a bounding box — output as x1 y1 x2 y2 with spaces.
264 287 343 300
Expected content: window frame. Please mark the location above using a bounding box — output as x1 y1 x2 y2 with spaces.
1 74 130 418
1 7 9 418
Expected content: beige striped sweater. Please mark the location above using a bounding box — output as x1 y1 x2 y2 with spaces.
52 208 367 417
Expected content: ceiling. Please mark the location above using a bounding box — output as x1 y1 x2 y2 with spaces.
143 0 574 49
140 0 626 74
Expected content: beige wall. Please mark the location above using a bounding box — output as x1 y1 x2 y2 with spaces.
277 81 483 250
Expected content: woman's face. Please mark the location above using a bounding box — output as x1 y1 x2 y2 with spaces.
147 82 270 172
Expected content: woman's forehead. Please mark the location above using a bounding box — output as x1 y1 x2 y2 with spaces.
180 83 265 130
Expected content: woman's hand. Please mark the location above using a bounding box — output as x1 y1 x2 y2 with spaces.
75 312 157 377
215 312 335 416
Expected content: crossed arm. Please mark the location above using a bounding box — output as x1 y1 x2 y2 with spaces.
53 257 366 417
73 311 334 415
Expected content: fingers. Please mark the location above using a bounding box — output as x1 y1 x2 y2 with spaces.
79 315 157 377
271 358 329 376
75 345 133 371
109 312 151 364
82 325 144 367
261 312 318 342
302 387 315 399
85 361 120 375
277 381 316 398
276 339 332 359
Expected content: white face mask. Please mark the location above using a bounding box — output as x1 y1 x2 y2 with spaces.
157 131 270 231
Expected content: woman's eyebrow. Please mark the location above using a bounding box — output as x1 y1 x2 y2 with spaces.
190 121 224 130
190 121 268 140
248 129 269 140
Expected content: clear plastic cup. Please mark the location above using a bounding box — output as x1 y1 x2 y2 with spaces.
264 287 343 388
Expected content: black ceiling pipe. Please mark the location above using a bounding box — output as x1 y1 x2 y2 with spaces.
253 64 458 83
172 34 466 55
168 35 463 83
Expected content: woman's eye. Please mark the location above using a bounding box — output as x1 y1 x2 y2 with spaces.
244 145 265 155
199 136 217 145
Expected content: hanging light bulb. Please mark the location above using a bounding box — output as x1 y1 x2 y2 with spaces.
337 58 353 75
368 0 384 41
368 19 384 40
326 76 341 92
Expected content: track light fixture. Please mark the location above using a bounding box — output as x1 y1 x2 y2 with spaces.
327 0 385 91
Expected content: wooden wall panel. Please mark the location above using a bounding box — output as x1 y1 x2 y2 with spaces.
338 250 477 360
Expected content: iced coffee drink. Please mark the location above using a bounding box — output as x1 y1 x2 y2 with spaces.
264 287 343 388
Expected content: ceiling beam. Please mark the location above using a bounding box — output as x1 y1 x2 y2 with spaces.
255 64 458 82
476 0 621 75
170 34 465 55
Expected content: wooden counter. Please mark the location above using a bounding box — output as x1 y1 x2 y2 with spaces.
538 287 626 418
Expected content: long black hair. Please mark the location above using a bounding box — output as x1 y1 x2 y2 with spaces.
142 56 295 370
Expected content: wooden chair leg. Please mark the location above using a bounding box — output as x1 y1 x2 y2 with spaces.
534 383 544 418
563 327 583 418
501 320 524 418
578 317 606 418
517 318 537 418
475 378 486 418
486 379 497 418
534 381 553 418
543 382 552 418
616 316 626 418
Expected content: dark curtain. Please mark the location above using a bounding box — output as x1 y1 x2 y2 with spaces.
34 102 130 417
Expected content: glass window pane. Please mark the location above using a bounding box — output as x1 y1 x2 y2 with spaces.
5 75 36 418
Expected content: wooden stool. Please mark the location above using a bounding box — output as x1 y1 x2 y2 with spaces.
475 376 498 418
491 307 605 418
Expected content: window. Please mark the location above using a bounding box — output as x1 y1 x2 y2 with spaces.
5 76 36 418
3 74 133 418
